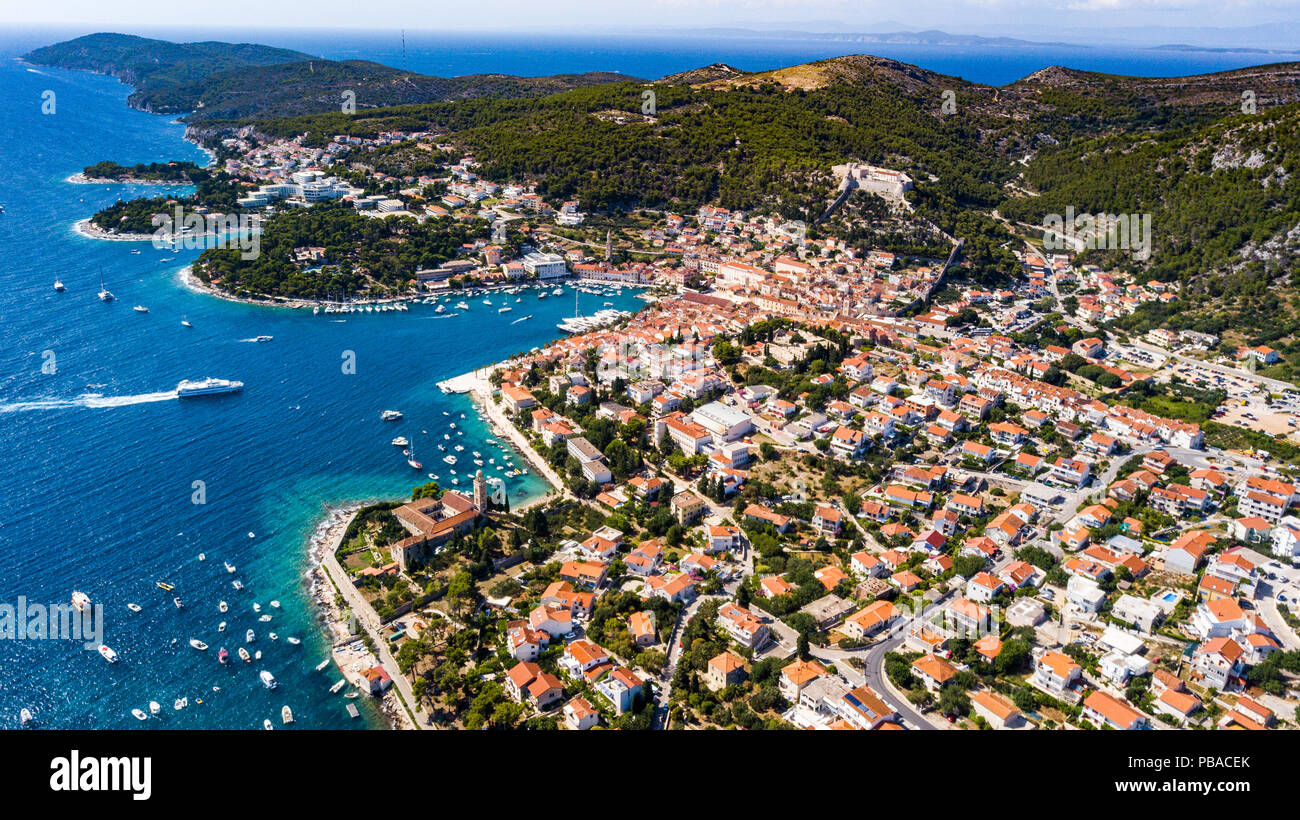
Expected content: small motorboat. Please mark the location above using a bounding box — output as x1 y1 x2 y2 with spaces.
219 601 228 613
173 597 183 609
231 580 243 590
198 553 205 561
269 632 278 641
237 647 251 662
218 621 227 632
133 305 149 313
315 659 330 671
254 650 263 660
263 719 274 730
20 709 34 727
245 629 256 643
224 562 236 574
344 692 360 700
281 705 294 725
218 648 229 664
253 603 261 613
182 317 193 328
259 670 277 689
190 639 208 651
174 698 187 710
270 600 281 609
132 709 148 721
329 679 346 694
148 701 160 715
98 644 119 663
286 637 301 646
259 614 272 622
126 603 142 613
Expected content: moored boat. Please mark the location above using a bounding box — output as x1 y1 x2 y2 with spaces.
98 644 118 663
281 705 294 724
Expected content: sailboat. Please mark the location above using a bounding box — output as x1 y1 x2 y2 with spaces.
182 315 193 328
97 268 114 302
407 440 422 471
54 279 65 292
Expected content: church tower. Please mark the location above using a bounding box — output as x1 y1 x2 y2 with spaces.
473 469 487 510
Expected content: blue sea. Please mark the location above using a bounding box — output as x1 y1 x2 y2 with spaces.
0 56 648 730
0 27 1292 730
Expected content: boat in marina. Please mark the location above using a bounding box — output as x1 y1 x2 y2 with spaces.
98 644 118 663
455 301 469 310
315 659 330 671
329 679 346 694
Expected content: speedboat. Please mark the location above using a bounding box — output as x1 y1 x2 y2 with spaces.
20 709 34 727
218 648 229 664
259 614 272 622
259 670 277 689
173 597 184 609
287 637 301 645
133 305 149 313
254 650 262 660
381 410 403 421
270 600 280 609
72 590 91 612
219 600 228 613
231 580 243 590
253 602 261 613
218 622 226 632
148 701 160 716
182 316 193 327
263 719 274 731
198 553 205 561
98 644 118 663
246 629 256 643
269 632 278 641
255 335 273 343
443 455 457 465
329 679 346 694
132 709 148 721
498 306 512 313
315 659 330 671
189 639 207 651
238 647 251 662
224 562 236 574
174 698 187 710
282 705 294 724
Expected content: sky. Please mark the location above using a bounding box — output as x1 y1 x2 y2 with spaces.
5 0 1300 38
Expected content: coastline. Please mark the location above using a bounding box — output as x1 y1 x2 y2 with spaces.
305 502 416 731
66 172 193 185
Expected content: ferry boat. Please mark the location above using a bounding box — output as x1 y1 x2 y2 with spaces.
218 647 229 663
176 378 244 397
98 644 119 663
189 638 207 651
71 590 91 612
380 409 403 421
259 670 278 689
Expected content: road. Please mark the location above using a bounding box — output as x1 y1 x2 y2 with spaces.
1128 339 1297 393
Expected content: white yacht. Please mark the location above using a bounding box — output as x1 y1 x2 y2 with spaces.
98 644 119 663
54 279 65 292
189 639 208 651
177 378 243 397
259 670 278 689
133 305 149 313
381 409 403 421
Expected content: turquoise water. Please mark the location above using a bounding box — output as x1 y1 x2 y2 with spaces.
0 57 642 729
